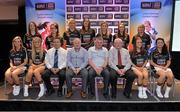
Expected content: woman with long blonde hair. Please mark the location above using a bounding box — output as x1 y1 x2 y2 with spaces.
96 21 112 49
63 18 80 47
5 36 28 96
24 36 46 97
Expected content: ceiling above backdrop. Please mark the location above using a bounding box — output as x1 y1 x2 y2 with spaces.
0 0 25 20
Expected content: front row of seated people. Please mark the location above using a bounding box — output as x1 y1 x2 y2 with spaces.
5 35 174 100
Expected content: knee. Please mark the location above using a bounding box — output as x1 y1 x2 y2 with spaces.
143 74 149 80
5 72 11 78
42 70 50 79
137 73 143 79
41 74 47 80
158 73 166 79
167 74 174 81
81 70 88 78
128 73 136 80
103 69 110 77
88 69 96 77
66 72 73 78
27 70 34 77
33 69 39 75
59 71 66 79
110 74 117 80
11 72 18 77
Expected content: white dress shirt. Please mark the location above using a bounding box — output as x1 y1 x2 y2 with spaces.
109 46 132 71
45 47 67 69
88 46 108 67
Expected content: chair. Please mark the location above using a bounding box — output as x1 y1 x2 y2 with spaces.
149 67 176 97
4 72 26 95
95 76 126 100
66 74 89 95
95 76 103 101
42 74 87 95
50 75 67 95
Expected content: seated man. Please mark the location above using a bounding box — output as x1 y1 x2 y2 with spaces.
66 38 88 98
88 36 110 100
109 38 136 99
42 38 67 97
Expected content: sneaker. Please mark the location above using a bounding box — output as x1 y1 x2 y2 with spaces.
138 91 143 99
143 90 148 99
142 87 148 99
24 85 29 97
38 89 45 97
13 85 20 96
164 86 171 98
164 92 169 98
138 87 143 99
156 88 163 98
24 89 29 97
38 84 45 97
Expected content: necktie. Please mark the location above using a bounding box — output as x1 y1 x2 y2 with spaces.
53 49 58 68
118 50 122 66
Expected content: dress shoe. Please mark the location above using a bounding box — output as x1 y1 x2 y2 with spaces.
46 89 55 96
88 92 95 98
66 91 73 98
111 95 117 99
103 93 110 100
57 90 63 97
123 92 130 99
111 90 117 99
80 91 87 98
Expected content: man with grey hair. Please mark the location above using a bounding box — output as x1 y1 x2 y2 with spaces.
66 38 88 98
109 38 136 99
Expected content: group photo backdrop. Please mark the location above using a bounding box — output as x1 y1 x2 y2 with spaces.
26 0 173 50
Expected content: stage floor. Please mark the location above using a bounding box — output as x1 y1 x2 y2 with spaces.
0 80 180 103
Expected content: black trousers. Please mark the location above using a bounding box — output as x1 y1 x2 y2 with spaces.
110 68 136 96
88 67 110 95
42 68 66 92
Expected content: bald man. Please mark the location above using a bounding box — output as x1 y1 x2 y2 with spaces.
109 38 136 99
66 38 88 98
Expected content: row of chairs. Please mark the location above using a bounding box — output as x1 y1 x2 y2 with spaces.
4 67 176 99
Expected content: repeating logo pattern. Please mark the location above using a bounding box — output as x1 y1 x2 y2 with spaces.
66 0 130 35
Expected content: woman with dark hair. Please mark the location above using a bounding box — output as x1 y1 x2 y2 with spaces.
130 37 148 99
63 18 80 47
150 38 174 98
5 36 28 96
113 23 129 49
45 23 66 50
23 21 41 51
96 21 112 49
80 18 95 49
24 36 46 97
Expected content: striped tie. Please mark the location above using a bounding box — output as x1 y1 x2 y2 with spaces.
53 49 58 68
